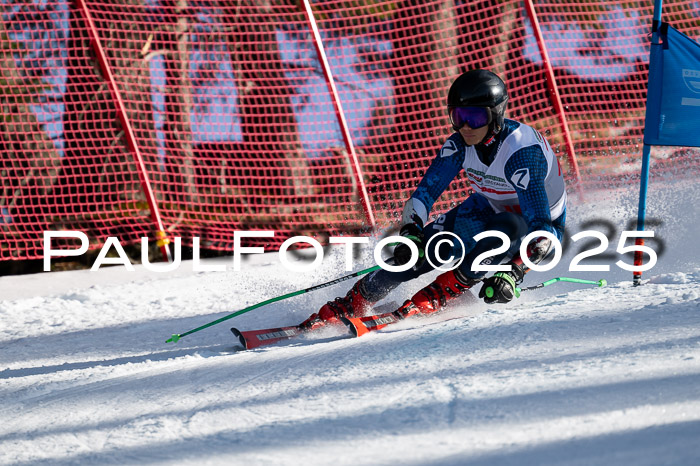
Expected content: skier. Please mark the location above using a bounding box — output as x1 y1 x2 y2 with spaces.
301 69 567 329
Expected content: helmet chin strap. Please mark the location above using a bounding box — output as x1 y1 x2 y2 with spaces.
481 117 504 145
476 124 498 147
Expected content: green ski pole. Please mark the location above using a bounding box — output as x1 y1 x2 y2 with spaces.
483 276 606 301
166 264 382 343
515 277 607 297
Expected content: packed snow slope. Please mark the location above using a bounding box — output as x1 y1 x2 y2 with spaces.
2 179 700 465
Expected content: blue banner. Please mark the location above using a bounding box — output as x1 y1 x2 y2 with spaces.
644 23 700 146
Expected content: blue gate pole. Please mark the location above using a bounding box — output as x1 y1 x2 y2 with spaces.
634 144 652 286
634 0 664 286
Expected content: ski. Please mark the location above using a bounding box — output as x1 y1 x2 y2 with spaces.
231 325 308 350
341 306 420 337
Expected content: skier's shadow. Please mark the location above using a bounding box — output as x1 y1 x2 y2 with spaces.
0 344 241 380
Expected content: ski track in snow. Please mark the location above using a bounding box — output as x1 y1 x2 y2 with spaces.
1 180 700 465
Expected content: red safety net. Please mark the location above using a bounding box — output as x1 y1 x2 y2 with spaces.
2 0 699 262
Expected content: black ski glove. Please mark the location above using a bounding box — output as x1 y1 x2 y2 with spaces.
479 263 525 304
393 221 425 268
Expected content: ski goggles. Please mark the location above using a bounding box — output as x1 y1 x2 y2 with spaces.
449 106 491 130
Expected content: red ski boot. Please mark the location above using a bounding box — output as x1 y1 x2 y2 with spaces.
300 279 374 329
395 270 480 318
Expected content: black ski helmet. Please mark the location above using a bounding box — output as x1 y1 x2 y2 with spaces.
447 69 508 137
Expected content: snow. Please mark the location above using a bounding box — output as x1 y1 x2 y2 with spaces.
2 179 700 465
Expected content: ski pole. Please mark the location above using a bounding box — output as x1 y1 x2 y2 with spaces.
166 264 383 343
515 277 607 297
